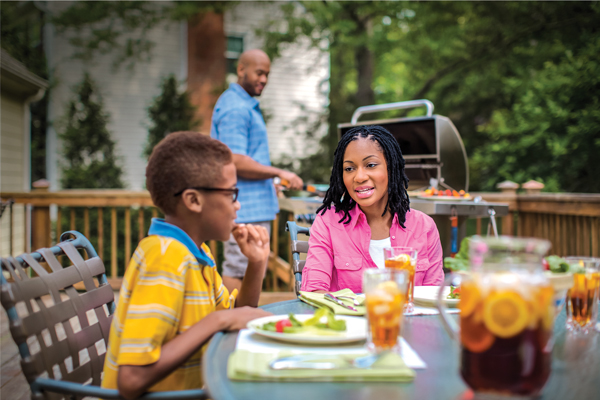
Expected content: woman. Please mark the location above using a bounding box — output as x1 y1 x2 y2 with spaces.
300 125 443 293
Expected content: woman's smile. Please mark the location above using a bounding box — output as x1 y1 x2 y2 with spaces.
355 185 375 198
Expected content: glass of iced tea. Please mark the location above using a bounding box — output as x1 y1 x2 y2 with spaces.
383 247 417 313
564 257 600 334
437 236 555 398
363 268 409 353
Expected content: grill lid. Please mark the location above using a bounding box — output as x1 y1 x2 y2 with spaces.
337 100 469 192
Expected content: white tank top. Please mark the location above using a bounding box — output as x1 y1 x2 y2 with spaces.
369 237 392 269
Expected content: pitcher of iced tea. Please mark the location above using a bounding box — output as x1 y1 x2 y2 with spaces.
437 236 554 398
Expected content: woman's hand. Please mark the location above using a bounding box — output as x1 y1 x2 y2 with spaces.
233 224 270 264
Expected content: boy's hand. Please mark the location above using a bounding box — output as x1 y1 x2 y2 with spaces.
233 224 270 263
220 306 273 331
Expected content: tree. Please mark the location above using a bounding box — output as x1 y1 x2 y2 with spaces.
471 38 600 192
258 1 393 182
144 75 199 158
51 1 234 70
59 73 124 189
259 1 600 192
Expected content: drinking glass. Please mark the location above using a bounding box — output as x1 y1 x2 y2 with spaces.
363 268 409 354
383 247 417 313
437 236 554 398
564 257 600 334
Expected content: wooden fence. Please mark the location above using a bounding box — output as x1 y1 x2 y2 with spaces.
1 190 599 290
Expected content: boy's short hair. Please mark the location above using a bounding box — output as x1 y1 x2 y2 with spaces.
146 131 232 214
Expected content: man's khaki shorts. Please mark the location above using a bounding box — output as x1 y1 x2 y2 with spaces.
222 221 272 279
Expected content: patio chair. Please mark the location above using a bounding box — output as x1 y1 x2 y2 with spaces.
0 230 208 400
285 222 311 295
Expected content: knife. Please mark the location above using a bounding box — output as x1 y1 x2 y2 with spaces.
324 293 358 312
270 352 386 370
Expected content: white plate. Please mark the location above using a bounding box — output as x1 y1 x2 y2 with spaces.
413 286 460 308
416 195 472 202
246 314 367 344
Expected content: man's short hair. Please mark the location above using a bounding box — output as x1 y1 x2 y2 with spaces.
146 131 233 215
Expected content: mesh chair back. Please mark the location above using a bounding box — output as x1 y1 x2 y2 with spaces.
285 222 311 295
0 231 115 399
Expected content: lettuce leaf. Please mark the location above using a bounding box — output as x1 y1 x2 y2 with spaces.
444 237 471 271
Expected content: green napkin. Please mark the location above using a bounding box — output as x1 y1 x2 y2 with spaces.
299 289 366 316
228 350 415 382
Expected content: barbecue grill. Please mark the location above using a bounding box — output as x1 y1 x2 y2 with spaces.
280 100 509 258
338 99 468 192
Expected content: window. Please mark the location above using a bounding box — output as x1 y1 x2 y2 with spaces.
225 36 244 78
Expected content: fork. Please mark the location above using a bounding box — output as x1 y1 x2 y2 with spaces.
336 295 364 307
269 351 389 370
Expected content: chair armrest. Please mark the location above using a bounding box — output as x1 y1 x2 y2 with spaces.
33 378 209 399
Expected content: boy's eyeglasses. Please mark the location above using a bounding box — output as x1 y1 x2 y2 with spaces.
174 187 239 203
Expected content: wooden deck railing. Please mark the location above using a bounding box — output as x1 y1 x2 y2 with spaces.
1 190 599 290
1 189 294 291
473 192 599 256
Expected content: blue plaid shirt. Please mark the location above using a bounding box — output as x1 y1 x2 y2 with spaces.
211 83 278 223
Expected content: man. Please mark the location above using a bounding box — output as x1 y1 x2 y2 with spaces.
211 49 303 293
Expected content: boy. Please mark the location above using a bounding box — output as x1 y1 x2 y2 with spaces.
102 131 272 399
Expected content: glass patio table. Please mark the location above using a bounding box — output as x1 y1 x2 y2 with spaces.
202 299 600 400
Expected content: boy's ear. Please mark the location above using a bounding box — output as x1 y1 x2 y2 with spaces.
180 190 203 214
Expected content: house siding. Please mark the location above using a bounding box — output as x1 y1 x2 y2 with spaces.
0 93 26 256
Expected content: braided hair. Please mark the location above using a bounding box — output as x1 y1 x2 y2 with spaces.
317 125 411 228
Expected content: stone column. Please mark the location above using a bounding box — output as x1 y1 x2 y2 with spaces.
496 180 519 236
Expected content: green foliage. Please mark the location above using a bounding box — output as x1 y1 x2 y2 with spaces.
52 1 236 70
258 1 392 183
259 1 600 192
471 38 600 192
144 75 199 158
0 1 47 77
59 73 124 189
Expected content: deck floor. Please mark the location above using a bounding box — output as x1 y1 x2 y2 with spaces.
1 306 30 400
0 290 296 399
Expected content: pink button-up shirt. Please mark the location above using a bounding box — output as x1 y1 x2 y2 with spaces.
300 206 443 293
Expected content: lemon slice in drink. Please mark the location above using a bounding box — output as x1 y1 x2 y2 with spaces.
393 254 411 263
377 281 399 293
483 291 530 338
459 282 480 318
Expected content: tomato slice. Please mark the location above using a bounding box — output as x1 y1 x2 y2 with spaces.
275 319 292 333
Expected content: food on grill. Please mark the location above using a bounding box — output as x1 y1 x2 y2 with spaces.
419 187 471 199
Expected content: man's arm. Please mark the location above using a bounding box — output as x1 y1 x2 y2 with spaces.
213 108 303 189
117 307 270 399
232 154 303 190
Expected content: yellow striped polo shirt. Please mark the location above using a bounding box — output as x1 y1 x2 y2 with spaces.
102 219 237 392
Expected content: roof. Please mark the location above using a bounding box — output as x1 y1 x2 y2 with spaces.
1 49 48 99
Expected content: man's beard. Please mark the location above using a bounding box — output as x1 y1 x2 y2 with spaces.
243 74 260 97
